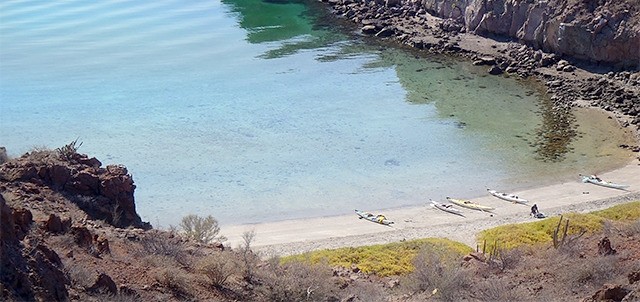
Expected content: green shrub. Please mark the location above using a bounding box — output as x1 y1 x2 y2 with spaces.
478 201 640 251
179 214 226 244
592 201 640 221
283 238 472 277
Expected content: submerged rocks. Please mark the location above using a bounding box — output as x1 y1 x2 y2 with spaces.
322 0 640 131
488 65 503 75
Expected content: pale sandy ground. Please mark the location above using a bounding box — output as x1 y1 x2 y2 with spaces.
222 160 640 257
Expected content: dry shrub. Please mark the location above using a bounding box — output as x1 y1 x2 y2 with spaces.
256 258 338 302
49 233 77 251
563 255 620 287
155 267 191 298
56 139 82 161
141 254 183 273
403 246 470 302
343 280 387 302
239 230 259 283
25 147 57 164
622 219 640 236
94 291 140 302
197 251 239 288
474 278 526 301
488 247 523 272
138 233 187 265
64 261 94 289
179 214 226 244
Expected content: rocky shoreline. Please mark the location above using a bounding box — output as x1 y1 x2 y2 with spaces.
319 0 640 145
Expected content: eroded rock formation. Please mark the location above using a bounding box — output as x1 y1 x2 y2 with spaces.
0 149 150 229
421 0 640 67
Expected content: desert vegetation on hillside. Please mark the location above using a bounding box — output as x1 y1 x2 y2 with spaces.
2 147 639 301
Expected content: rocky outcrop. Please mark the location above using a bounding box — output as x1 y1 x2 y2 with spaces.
1 196 69 301
421 0 640 67
0 149 150 229
0 148 154 301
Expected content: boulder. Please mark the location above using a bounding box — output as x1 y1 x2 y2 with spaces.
45 214 63 234
13 207 33 240
589 284 630 301
488 65 504 75
87 273 117 295
376 26 396 37
597 237 617 256
362 25 378 34
629 270 640 284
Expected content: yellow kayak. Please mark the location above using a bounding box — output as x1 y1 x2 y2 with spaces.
446 197 494 211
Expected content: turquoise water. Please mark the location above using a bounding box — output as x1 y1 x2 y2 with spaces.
0 0 631 226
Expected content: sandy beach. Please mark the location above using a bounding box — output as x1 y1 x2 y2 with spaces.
223 160 640 257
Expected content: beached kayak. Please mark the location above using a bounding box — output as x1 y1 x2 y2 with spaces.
487 189 529 204
355 210 394 225
430 200 464 217
580 174 629 190
446 197 494 211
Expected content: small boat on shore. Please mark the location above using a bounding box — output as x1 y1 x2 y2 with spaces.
487 189 528 204
355 210 394 225
430 200 464 217
580 174 629 190
446 197 494 211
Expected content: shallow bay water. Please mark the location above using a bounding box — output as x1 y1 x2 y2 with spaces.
0 0 634 226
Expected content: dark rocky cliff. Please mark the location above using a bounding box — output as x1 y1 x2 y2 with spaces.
421 0 640 67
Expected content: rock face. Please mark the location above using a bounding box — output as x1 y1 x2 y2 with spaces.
1 196 69 301
421 0 640 67
0 150 150 229
0 148 152 301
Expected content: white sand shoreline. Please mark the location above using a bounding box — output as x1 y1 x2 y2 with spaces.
222 161 640 257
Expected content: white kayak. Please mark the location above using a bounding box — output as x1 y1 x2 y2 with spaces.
580 174 629 190
430 200 464 217
446 197 495 212
355 210 394 225
487 188 529 204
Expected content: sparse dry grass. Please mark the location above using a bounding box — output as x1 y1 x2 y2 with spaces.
622 219 640 236
138 233 188 265
255 258 339 302
197 252 239 289
559 254 621 287
64 261 94 289
155 267 192 298
403 246 470 302
473 278 526 302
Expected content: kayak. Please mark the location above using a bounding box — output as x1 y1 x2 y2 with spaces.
355 210 394 225
446 197 494 211
580 174 629 190
430 200 464 217
487 189 528 204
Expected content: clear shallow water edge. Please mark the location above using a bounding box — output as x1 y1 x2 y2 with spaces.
0 0 635 227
